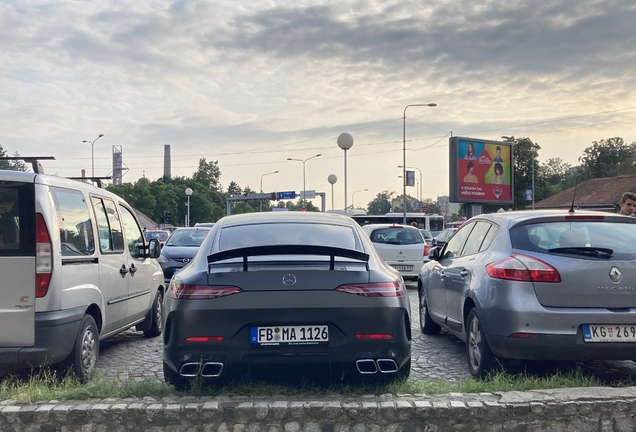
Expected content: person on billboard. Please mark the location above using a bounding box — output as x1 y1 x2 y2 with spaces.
492 163 506 184
464 142 477 160
494 146 503 162
463 161 478 183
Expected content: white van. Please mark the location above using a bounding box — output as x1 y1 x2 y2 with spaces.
0 170 165 380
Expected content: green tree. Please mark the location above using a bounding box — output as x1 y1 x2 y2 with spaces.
192 158 221 190
579 137 636 179
0 146 28 171
367 191 393 215
507 137 541 209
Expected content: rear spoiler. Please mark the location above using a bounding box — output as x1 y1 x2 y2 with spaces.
207 245 370 271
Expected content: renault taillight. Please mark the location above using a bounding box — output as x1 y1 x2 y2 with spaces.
486 253 561 283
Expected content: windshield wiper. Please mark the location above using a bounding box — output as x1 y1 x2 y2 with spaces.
548 247 614 259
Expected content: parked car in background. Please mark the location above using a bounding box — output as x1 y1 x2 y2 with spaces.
157 226 212 284
194 222 216 228
162 212 411 388
418 210 636 377
419 229 434 245
432 228 457 247
361 223 429 279
0 169 164 381
143 229 171 248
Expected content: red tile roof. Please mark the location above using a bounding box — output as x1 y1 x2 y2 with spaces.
535 174 636 210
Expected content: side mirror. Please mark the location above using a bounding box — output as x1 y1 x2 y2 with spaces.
428 246 440 261
148 239 161 259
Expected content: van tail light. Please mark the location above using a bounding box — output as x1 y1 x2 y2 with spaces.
336 281 405 297
168 284 242 300
424 244 431 257
35 213 53 298
486 253 561 283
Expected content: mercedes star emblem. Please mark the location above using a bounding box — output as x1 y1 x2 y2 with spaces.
282 274 297 286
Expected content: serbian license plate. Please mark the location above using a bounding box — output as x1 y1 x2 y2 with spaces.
583 324 636 342
391 264 413 272
250 325 328 346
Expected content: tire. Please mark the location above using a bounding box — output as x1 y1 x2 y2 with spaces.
163 361 189 391
143 289 163 338
466 308 496 378
419 286 441 335
60 315 99 382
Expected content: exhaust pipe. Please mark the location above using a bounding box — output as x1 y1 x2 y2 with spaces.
179 362 201 377
356 359 378 374
201 362 224 378
376 359 398 373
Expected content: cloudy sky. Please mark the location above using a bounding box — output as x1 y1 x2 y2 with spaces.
1 0 635 210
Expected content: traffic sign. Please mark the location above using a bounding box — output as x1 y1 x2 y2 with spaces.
277 191 296 200
300 190 316 199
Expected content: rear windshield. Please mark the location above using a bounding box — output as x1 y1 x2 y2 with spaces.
511 221 636 259
166 229 210 246
219 222 359 251
369 227 423 245
0 182 35 256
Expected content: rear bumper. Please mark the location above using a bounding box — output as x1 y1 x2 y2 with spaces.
162 292 411 375
0 307 85 370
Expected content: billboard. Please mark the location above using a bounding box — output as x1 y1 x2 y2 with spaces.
449 137 514 204
406 170 416 187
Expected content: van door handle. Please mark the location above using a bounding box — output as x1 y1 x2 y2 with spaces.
460 270 469 277
120 265 129 277
129 264 137 275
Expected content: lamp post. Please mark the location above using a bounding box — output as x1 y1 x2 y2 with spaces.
403 104 436 223
185 188 193 227
351 188 368 209
502 136 535 209
287 154 321 206
259 170 279 212
398 165 422 203
337 133 354 213
82 134 104 177
327 174 337 211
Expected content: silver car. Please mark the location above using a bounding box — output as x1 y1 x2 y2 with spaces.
418 210 636 377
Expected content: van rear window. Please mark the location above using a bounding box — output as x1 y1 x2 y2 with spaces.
0 182 35 256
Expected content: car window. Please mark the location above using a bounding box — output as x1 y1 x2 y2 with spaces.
144 231 169 242
460 221 492 256
479 224 498 252
120 206 145 259
91 197 125 253
219 222 359 251
511 221 636 259
51 187 95 256
167 229 210 247
441 222 474 259
369 227 423 245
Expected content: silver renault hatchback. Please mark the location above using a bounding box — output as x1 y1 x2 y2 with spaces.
418 210 636 377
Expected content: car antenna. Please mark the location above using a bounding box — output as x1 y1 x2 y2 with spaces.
568 174 579 213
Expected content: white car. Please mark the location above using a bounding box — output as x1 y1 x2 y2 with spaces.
361 223 430 279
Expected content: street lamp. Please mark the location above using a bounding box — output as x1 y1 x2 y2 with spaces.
259 170 279 212
502 136 535 209
398 165 422 203
403 104 436 223
327 174 337 211
337 133 354 213
185 188 193 227
287 154 321 206
82 134 104 177
351 188 368 209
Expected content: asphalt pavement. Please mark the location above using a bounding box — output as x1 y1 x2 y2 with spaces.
96 282 636 384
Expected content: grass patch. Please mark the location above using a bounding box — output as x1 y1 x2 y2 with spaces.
0 366 624 403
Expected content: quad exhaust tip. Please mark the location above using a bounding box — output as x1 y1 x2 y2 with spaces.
179 361 224 378
356 359 398 374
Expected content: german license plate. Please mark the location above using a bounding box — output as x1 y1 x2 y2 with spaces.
583 324 636 342
250 325 328 345
391 264 413 272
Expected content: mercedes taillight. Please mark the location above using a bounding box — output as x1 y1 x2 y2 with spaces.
168 284 243 300
35 213 52 298
486 253 561 283
336 281 406 297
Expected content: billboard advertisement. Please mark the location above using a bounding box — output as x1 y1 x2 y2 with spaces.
449 137 514 204
406 170 416 187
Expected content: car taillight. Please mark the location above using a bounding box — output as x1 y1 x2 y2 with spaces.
424 244 431 257
486 253 561 283
336 281 405 297
35 213 52 298
168 284 242 299
355 333 393 339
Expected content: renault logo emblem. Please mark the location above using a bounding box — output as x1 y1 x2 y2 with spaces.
610 267 622 283
282 274 297 286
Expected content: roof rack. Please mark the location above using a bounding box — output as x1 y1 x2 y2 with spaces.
67 176 113 189
0 156 55 174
